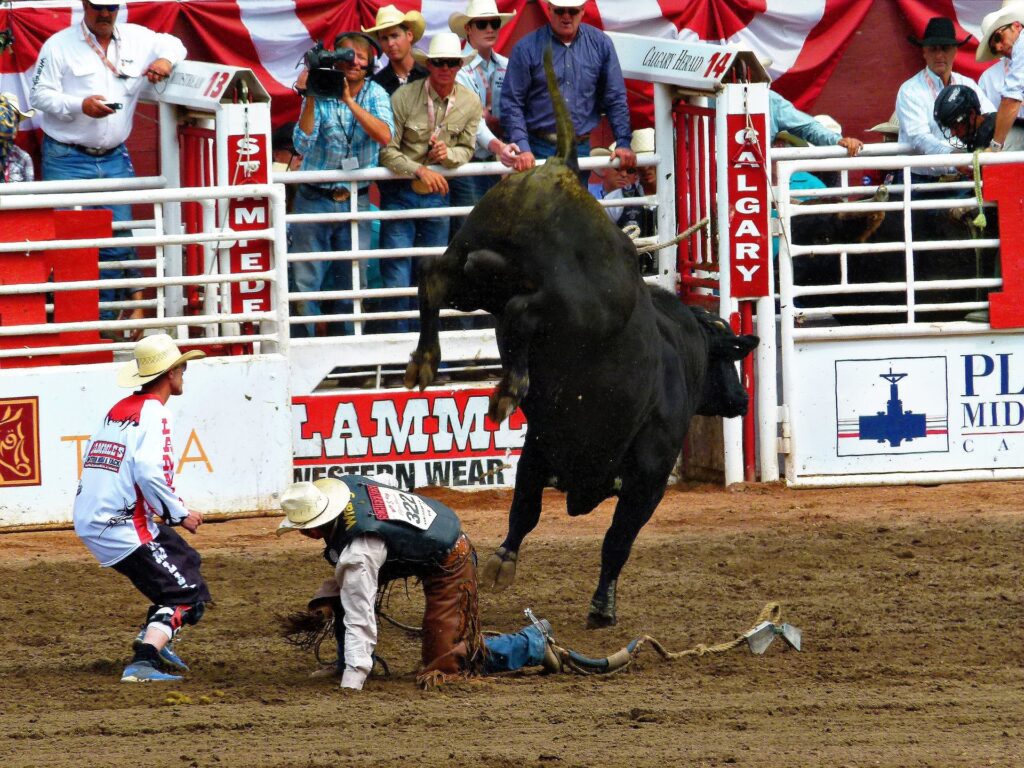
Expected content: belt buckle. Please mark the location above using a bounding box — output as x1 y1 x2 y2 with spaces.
331 187 351 203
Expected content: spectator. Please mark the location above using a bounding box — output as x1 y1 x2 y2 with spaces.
501 0 634 179
377 32 481 334
30 1 186 331
73 333 208 683
895 16 993 191
976 3 1024 152
769 92 863 155
448 0 521 214
0 92 34 182
278 475 561 689
589 128 655 237
290 32 393 338
363 5 428 96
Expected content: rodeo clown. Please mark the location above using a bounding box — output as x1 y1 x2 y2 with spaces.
73 334 209 683
278 475 560 688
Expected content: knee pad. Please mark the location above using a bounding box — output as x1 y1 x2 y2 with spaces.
146 602 205 639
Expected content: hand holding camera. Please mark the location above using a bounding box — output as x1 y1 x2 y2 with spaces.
303 41 356 98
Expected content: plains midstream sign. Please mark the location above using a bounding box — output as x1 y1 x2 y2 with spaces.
786 333 1024 485
292 388 526 491
0 355 292 527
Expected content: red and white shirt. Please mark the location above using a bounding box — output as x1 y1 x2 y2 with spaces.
73 394 189 566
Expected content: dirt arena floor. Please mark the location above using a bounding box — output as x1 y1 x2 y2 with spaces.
1 480 1021 767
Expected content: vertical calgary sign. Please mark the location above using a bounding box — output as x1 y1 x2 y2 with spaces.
725 110 770 298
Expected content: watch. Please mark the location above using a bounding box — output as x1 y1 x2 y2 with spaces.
989 139 1003 151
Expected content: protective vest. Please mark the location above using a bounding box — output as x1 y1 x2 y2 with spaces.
323 476 462 580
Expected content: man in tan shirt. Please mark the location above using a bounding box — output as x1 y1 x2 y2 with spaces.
377 32 481 333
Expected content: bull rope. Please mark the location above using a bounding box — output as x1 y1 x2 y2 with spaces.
548 602 786 676
634 216 710 254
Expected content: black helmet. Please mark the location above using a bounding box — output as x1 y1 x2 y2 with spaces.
934 84 981 147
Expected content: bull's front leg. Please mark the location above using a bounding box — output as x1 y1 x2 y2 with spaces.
480 441 546 590
489 291 544 422
404 264 446 390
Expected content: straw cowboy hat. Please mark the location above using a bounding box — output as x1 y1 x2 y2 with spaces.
412 32 476 65
277 479 352 535
449 0 516 38
547 0 587 7
907 16 971 48
0 92 34 122
361 4 426 42
977 1 1024 62
116 333 206 388
868 112 900 135
813 114 843 135
592 128 656 159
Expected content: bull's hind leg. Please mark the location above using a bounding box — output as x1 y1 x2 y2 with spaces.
489 291 544 422
404 262 448 390
481 442 547 591
588 483 665 628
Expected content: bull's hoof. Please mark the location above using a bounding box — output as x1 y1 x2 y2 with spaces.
586 610 617 629
405 350 439 390
488 372 529 422
480 547 518 591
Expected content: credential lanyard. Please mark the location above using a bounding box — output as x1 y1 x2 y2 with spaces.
82 22 128 79
425 87 455 140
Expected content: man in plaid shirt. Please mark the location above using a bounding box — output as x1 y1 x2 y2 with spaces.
291 32 393 337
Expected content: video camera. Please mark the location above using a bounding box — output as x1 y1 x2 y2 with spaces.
304 41 355 97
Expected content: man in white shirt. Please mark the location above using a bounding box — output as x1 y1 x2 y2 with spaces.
976 2 1024 152
278 476 560 690
30 1 186 325
73 334 207 683
895 16 993 191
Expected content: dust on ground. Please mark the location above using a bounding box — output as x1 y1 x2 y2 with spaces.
1 480 1021 767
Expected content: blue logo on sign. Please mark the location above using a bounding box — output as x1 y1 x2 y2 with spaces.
857 368 926 447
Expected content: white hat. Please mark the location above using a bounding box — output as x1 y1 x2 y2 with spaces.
599 128 655 157
868 111 900 135
449 0 516 38
413 32 476 65
116 333 206 388
277 478 353 535
547 0 587 7
361 4 426 43
0 92 34 121
814 114 843 135
977 1 1024 62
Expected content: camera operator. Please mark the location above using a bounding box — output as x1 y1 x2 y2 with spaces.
291 33 393 338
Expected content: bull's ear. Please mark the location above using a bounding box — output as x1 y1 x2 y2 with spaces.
719 334 759 361
464 249 508 279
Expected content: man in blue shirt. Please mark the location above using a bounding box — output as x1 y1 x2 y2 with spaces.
769 91 863 155
291 32 393 337
501 0 634 177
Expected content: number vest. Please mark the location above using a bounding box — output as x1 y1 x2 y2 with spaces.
323 476 463 580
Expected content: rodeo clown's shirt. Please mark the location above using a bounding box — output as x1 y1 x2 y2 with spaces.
73 394 189 567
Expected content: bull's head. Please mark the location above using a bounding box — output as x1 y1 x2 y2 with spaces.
692 308 759 418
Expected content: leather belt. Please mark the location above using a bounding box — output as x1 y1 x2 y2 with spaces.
529 130 590 144
58 140 120 157
298 183 365 203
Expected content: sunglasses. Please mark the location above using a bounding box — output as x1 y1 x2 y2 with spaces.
87 1 121 12
622 167 638 174
989 23 1014 53
430 58 463 69
471 18 502 31
550 6 582 16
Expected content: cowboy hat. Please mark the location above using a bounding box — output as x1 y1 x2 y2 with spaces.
449 0 516 38
0 92 34 121
547 0 587 7
277 478 352 535
412 32 476 65
601 127 655 156
361 4 426 43
907 16 971 48
868 111 900 135
813 114 843 135
976 1 1024 62
116 333 205 388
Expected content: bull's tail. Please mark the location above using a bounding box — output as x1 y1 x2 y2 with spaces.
543 46 579 174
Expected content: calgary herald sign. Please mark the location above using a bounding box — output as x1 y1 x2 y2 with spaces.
607 32 764 91
292 388 527 490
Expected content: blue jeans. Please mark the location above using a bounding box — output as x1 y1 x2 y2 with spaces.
42 135 136 320
289 187 371 337
529 136 591 185
377 180 450 333
482 623 548 673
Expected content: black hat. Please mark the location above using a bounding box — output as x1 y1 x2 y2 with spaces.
908 17 972 47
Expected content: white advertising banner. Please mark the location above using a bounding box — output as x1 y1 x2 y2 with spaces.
787 334 1024 485
0 354 292 528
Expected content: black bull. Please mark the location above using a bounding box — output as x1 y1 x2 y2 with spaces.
404 154 758 627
